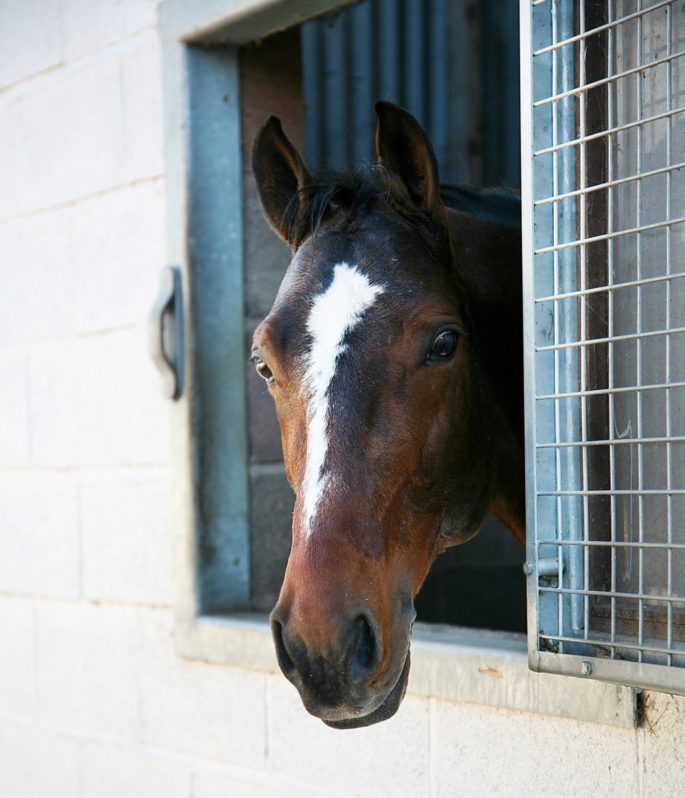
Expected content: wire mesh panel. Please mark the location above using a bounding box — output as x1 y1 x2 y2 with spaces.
523 0 685 692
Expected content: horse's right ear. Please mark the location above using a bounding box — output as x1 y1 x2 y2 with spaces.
252 116 311 247
374 101 445 228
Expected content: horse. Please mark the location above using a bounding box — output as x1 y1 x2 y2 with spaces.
250 102 524 728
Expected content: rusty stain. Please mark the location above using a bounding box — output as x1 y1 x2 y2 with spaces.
478 666 503 678
639 691 671 735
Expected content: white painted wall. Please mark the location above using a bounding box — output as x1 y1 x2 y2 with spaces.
1 2 684 796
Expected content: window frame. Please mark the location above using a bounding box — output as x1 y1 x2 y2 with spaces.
159 0 640 727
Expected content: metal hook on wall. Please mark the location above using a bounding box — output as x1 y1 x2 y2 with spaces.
149 266 184 400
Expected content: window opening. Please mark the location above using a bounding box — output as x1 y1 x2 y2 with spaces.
242 0 525 632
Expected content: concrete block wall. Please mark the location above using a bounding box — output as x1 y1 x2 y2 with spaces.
1 2 685 796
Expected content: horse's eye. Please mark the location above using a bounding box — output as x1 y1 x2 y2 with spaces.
254 357 274 383
426 329 459 363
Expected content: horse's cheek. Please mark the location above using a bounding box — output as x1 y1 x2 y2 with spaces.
274 396 307 489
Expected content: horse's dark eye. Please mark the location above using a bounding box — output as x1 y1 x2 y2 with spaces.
426 329 459 363
254 358 274 383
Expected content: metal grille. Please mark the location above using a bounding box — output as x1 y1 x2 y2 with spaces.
523 0 685 693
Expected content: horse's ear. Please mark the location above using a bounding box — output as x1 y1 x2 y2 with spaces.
252 116 311 246
374 101 445 225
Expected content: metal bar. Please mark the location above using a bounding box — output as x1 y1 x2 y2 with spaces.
533 48 685 108
537 435 685 448
539 489 685 496
533 0 673 56
520 0 542 675
537 380 685 402
537 540 685 550
536 325 685 353
607 3 617 655
539 636 685 658
538 588 685 604
636 2 645 663
535 215 685 256
535 272 685 305
666 0 674 665
576 0 588 637
534 103 685 157
551 0 564 651
534 161 685 207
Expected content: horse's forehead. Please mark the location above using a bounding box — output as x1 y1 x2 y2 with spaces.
292 231 446 310
260 222 457 366
270 256 388 355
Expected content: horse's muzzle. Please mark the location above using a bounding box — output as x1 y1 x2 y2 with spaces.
270 606 413 727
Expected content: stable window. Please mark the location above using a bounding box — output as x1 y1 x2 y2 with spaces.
522 0 685 693
158 0 681 724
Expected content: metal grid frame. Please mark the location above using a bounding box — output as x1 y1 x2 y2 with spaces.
522 0 685 693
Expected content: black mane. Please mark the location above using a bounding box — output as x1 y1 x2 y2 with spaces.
284 166 521 244
282 167 386 244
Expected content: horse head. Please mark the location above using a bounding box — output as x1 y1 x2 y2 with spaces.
251 102 523 728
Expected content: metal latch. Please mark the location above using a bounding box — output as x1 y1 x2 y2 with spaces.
149 266 184 399
523 558 561 578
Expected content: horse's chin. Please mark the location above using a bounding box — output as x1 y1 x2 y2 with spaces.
321 651 411 730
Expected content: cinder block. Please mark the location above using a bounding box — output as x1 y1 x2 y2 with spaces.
81 471 173 606
139 610 268 768
0 723 80 798
0 600 35 718
8 54 125 216
0 178 164 343
267 674 430 797
193 767 349 798
0 210 76 344
121 31 164 181
0 348 30 466
248 465 293 612
0 0 63 88
0 93 30 219
35 602 141 739
430 698 639 798
81 742 192 798
0 474 80 597
70 179 166 334
62 0 158 61
29 328 171 467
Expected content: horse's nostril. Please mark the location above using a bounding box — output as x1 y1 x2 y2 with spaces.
349 614 378 683
272 618 296 677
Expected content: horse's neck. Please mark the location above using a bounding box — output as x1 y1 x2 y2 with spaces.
447 209 526 543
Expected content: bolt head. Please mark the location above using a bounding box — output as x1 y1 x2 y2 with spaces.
581 660 593 676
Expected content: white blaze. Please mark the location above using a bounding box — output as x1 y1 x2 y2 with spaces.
301 262 384 537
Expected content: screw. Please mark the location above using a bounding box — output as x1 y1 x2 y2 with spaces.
581 660 593 676
522 561 534 576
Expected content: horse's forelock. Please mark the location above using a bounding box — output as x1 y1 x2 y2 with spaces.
282 167 392 245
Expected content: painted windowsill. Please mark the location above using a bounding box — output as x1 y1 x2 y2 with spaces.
175 614 638 728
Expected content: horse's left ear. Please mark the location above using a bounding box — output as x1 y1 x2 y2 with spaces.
374 101 445 226
252 116 311 247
